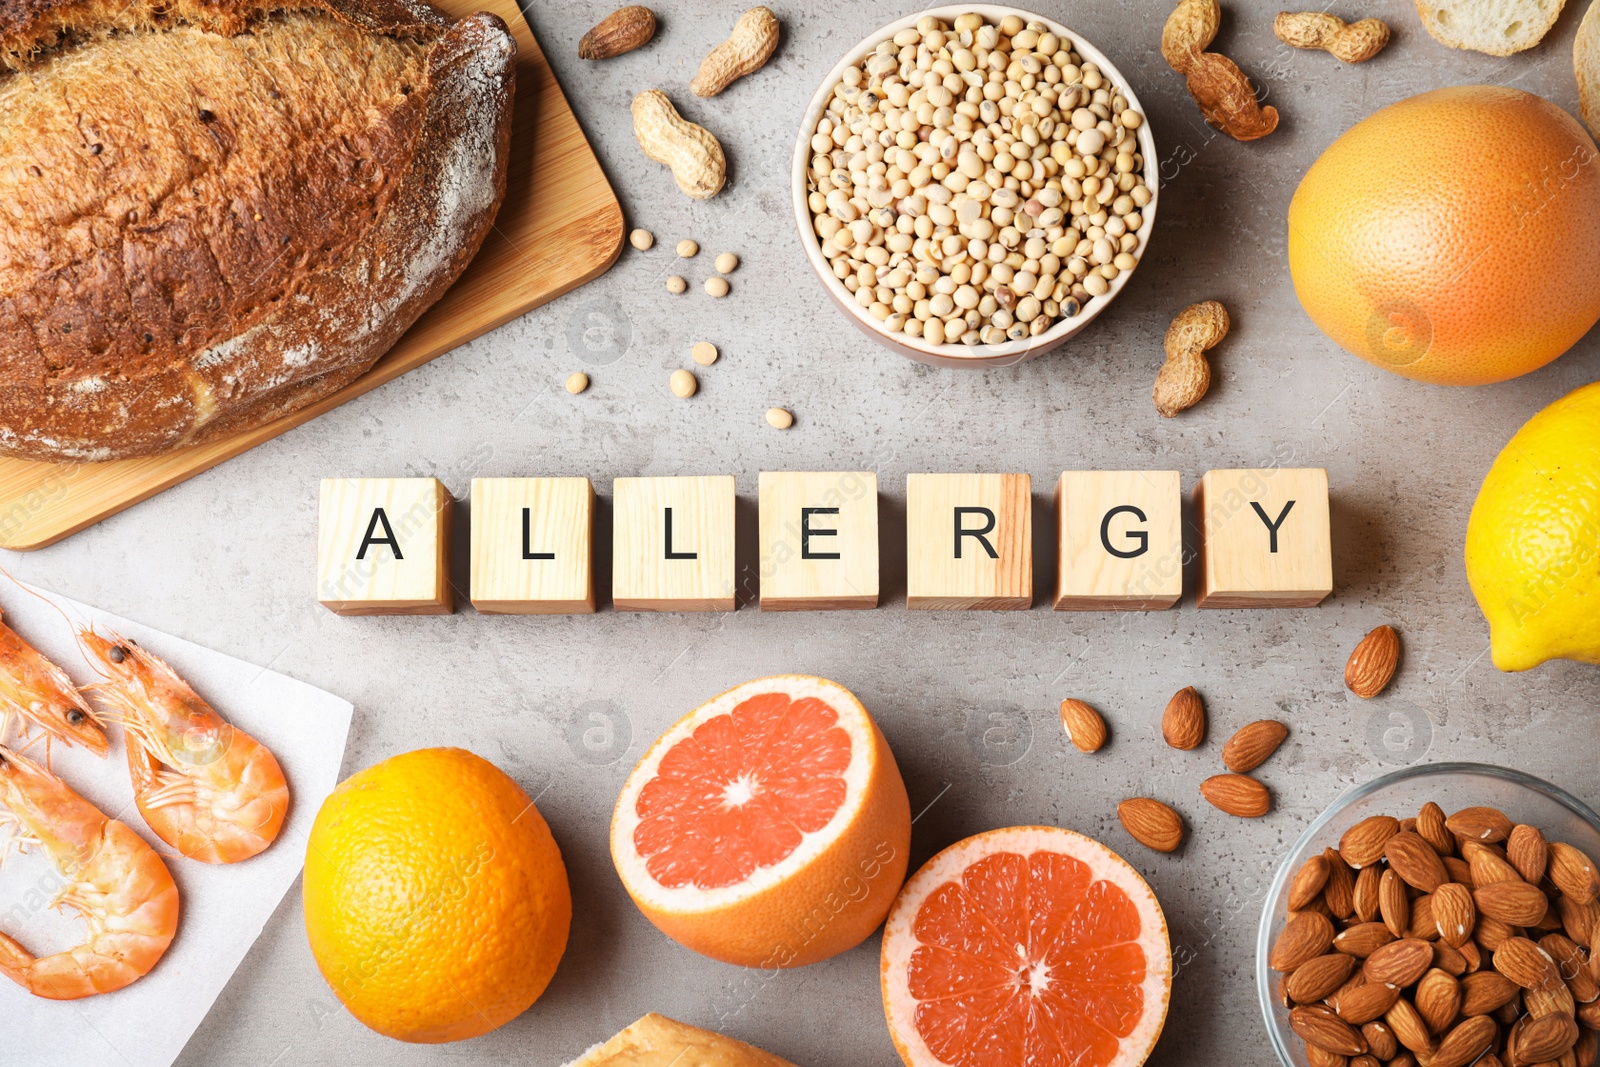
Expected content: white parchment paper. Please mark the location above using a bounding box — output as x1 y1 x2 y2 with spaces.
0 585 353 1067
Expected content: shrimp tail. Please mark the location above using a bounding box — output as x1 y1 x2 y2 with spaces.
0 930 33 985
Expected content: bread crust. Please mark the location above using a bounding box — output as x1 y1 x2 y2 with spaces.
0 0 515 459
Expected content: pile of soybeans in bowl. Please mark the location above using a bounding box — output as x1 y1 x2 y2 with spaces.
802 11 1154 348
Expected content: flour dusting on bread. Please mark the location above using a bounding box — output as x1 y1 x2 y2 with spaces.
0 0 516 460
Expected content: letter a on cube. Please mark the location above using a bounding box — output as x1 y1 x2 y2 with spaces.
317 478 452 615
758 472 879 610
613 476 736 611
906 473 1032 609
1055 470 1182 610
1194 468 1332 608
469 477 595 614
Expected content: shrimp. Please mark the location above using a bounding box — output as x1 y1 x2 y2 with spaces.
79 631 289 865
0 743 179 999
0 610 107 758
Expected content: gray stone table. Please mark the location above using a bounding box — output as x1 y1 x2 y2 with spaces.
11 0 1600 1064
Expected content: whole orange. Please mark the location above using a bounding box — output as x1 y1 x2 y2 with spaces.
1288 85 1600 385
303 747 570 1043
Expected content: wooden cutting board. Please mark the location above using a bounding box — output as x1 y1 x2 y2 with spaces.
0 0 624 551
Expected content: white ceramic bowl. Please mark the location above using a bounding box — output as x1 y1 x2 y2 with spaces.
791 5 1160 369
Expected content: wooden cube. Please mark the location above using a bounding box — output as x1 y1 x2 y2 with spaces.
1194 468 1332 608
613 476 736 611
1054 470 1183 610
758 472 879 610
906 473 1032 610
317 478 452 615
469 478 595 614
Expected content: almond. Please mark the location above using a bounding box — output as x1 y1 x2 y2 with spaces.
1291 1005 1368 1056
1336 922 1398 958
1417 801 1455 856
1456 939 1482 973
1324 848 1357 919
1200 772 1270 817
1578 998 1600 1028
1496 936 1562 991
1332 980 1401 1025
1381 868 1411 939
1060 698 1108 753
1273 910 1338 971
1303 1045 1347 1067
1539 932 1600 1004
1508 824 1550 885
1475 881 1551 927
1290 854 1332 911
1524 981 1575 1017
1342 815 1402 869
1431 1014 1497 1067
1364 938 1435 987
578 5 658 60
1222 718 1288 772
1415 968 1463 1033
1117 797 1184 852
1433 940 1470 976
1408 893 1439 942
1161 686 1205 750
1464 841 1522 887
1434 882 1478 947
1557 894 1600 945
1385 997 1435 1054
1274 971 1294 1010
1289 952 1358 1003
1447 806 1513 845
1387 831 1449 892
1460 970 1520 1015
1515 1012 1579 1063
1550 842 1600 905
1443 855 1476 889
1292 896 1335 921
1360 1020 1398 1061
1353 864 1381 923
1344 624 1399 698
1474 915 1520 952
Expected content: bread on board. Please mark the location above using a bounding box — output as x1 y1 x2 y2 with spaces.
0 0 516 460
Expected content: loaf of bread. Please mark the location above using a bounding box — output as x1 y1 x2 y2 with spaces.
0 0 516 460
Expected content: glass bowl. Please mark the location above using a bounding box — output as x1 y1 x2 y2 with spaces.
1255 762 1600 1067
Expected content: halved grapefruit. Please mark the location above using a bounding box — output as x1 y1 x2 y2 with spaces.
611 675 911 968
881 826 1171 1067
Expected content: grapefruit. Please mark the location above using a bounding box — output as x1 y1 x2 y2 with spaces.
303 748 571 1043
881 826 1171 1067
610 675 911 968
1288 85 1600 386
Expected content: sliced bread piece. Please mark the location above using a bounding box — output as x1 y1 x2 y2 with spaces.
565 1014 800 1067
1578 0 1600 132
1414 0 1566 55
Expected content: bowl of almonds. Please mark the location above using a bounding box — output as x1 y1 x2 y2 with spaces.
791 6 1158 368
1257 763 1600 1067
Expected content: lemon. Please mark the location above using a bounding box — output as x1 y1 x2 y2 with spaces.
1466 382 1600 671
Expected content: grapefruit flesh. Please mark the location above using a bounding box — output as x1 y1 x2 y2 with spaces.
882 827 1171 1067
612 675 911 968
